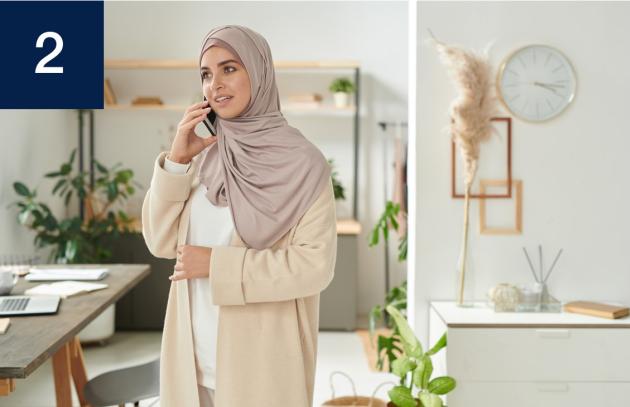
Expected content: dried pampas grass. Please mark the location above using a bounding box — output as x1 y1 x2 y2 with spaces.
425 30 500 305
425 29 500 186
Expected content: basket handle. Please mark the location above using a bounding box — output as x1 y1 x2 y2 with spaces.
329 371 357 400
367 381 397 407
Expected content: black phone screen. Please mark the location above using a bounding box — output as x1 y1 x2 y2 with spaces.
202 96 217 136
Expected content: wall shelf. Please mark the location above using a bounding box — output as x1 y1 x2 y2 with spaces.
105 59 360 70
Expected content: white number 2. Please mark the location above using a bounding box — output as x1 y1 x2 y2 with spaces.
35 32 64 74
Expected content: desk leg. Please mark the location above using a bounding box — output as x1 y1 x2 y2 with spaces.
0 379 15 396
52 342 72 407
52 337 91 407
69 337 90 406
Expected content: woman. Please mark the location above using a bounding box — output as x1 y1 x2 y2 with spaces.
142 25 338 407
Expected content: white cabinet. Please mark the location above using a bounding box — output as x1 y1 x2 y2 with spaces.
429 301 630 407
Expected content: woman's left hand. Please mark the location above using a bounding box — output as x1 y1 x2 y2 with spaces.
170 245 212 281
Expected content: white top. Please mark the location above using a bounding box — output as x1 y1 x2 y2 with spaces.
430 301 630 328
163 157 235 389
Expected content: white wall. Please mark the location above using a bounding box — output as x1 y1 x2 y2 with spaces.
100 1 408 318
0 110 76 262
415 1 630 343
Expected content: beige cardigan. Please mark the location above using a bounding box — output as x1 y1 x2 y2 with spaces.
141 152 337 407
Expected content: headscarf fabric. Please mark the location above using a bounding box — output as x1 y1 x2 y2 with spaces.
197 25 332 250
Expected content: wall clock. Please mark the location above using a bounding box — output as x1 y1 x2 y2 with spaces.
497 44 576 122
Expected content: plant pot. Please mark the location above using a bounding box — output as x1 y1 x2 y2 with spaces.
333 92 350 108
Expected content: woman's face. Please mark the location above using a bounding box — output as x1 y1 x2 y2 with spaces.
200 46 251 119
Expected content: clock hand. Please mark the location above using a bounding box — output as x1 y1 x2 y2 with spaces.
534 81 566 88
533 81 559 95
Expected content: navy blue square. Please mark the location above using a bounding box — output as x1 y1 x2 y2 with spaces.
0 1 104 109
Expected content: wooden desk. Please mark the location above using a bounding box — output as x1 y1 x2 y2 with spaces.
0 264 151 406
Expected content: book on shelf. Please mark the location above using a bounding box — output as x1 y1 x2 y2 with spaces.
564 301 630 319
104 78 117 105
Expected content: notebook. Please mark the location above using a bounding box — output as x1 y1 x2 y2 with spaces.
25 267 109 281
24 281 108 299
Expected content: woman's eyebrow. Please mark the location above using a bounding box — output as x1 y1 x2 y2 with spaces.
200 59 240 71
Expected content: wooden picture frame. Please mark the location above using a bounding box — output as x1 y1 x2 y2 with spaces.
479 179 523 235
451 117 512 199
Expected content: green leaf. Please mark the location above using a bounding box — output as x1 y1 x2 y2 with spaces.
386 305 423 358
427 377 456 395
52 179 66 195
419 355 433 389
18 210 31 225
392 356 416 379
388 385 417 407
69 149 76 165
418 392 443 407
44 171 63 178
65 240 78 261
13 182 31 197
94 159 108 174
64 190 73 206
61 163 72 175
412 358 425 388
107 182 118 201
427 333 447 356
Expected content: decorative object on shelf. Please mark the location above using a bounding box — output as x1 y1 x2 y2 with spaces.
321 371 391 407
131 96 163 106
488 283 521 312
327 158 346 201
103 78 117 105
451 117 512 199
479 179 523 235
426 29 501 306
518 245 563 312
329 77 355 108
384 306 456 407
287 92 323 109
564 301 630 320
497 44 577 122
10 149 141 263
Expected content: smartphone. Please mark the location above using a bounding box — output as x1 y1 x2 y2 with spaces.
202 96 217 136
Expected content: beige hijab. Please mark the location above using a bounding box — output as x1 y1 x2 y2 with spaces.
197 25 332 250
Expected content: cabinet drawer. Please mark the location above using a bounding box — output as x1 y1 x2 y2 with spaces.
447 382 630 407
447 327 630 381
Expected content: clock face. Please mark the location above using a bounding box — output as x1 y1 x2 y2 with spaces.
497 45 576 122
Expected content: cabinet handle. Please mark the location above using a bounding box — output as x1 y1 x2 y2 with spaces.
536 383 569 392
535 329 570 338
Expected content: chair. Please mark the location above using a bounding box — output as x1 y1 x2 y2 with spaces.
83 358 159 407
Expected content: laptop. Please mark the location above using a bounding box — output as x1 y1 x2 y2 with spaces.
0 295 61 316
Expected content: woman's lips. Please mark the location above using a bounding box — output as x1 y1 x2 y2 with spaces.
214 96 233 107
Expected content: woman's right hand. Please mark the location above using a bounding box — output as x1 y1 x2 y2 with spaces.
168 100 217 164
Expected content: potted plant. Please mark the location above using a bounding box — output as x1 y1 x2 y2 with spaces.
385 305 456 407
329 77 355 108
11 149 140 263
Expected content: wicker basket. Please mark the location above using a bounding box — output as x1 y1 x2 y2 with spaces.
321 371 395 407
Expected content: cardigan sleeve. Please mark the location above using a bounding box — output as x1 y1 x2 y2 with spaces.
209 180 338 305
141 151 196 259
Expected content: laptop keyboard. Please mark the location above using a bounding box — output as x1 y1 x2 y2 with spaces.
0 297 30 312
